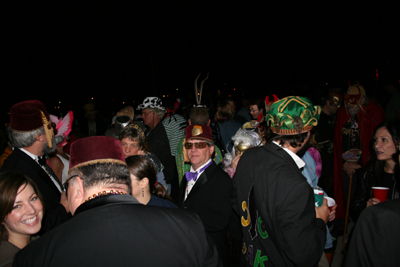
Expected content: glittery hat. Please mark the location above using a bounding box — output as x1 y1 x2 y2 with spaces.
265 96 320 135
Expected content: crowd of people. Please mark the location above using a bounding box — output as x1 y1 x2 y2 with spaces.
1 78 400 266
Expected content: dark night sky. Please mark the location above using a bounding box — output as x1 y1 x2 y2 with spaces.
2 1 399 123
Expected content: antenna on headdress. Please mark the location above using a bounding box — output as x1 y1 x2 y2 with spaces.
194 72 209 107
265 94 279 112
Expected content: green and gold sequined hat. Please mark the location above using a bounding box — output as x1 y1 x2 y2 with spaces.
265 96 320 135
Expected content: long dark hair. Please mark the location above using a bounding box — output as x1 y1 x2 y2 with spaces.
125 155 174 202
369 121 400 184
0 172 44 243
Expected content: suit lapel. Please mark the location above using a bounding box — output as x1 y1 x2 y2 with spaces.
16 149 62 194
184 162 216 202
268 143 302 173
178 178 188 205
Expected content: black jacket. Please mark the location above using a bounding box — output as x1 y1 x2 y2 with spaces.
13 195 221 267
232 143 326 267
178 161 233 266
350 164 399 222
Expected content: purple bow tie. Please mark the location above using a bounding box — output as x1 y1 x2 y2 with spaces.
186 171 198 182
185 161 213 183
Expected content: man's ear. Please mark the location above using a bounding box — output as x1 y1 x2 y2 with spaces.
141 178 149 189
74 176 85 199
188 119 192 125
207 119 211 126
209 145 215 156
36 134 45 142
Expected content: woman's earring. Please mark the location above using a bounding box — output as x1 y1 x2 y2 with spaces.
142 189 144 197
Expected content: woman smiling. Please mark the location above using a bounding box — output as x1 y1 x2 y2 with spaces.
0 172 44 267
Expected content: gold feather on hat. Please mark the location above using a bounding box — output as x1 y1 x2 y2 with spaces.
40 110 54 148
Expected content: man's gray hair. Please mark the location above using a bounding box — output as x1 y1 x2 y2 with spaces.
145 108 165 120
8 126 45 148
69 162 131 195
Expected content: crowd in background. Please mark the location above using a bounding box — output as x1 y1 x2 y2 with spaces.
1 75 400 266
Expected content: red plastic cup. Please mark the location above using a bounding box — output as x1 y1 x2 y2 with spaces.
371 187 390 202
325 196 336 211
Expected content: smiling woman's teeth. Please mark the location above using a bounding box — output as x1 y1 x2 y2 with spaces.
22 216 37 224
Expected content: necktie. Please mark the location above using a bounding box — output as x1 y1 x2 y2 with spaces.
185 161 213 182
37 155 63 192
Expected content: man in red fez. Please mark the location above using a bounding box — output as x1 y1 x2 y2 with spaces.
177 125 233 266
1 100 70 234
14 136 221 266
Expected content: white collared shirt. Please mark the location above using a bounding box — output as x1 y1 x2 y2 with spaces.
184 159 212 200
19 148 62 192
272 141 305 169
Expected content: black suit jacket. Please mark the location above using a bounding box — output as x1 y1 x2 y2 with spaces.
178 161 233 265
0 148 69 234
13 195 222 267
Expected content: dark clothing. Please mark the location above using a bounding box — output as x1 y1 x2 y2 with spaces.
147 194 177 208
13 194 221 267
232 143 326 267
0 148 69 234
333 102 385 219
315 112 336 197
178 161 233 266
345 198 400 266
0 241 19 267
147 122 175 184
350 164 399 222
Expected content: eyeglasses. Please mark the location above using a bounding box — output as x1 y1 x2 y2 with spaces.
250 108 259 113
142 111 153 116
63 175 79 197
184 142 209 149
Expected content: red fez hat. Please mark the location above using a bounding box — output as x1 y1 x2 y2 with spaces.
185 125 212 142
69 136 126 173
10 100 50 131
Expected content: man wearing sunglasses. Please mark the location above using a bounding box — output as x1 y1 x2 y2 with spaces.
178 125 233 266
14 136 221 266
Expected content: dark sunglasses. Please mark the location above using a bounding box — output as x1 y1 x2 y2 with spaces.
63 175 79 197
184 142 209 149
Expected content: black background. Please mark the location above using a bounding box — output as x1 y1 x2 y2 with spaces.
2 1 399 123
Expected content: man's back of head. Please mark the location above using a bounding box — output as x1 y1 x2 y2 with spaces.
190 107 210 125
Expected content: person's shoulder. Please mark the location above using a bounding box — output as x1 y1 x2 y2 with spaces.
358 198 400 225
148 195 178 208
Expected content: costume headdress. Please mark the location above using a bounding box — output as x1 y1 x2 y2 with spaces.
10 100 54 148
344 82 366 105
137 97 166 113
194 72 209 107
105 106 135 139
49 111 74 147
266 96 320 135
185 125 212 142
69 136 126 174
329 88 343 107
121 122 146 140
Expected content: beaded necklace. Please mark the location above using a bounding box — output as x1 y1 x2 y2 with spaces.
85 190 126 202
